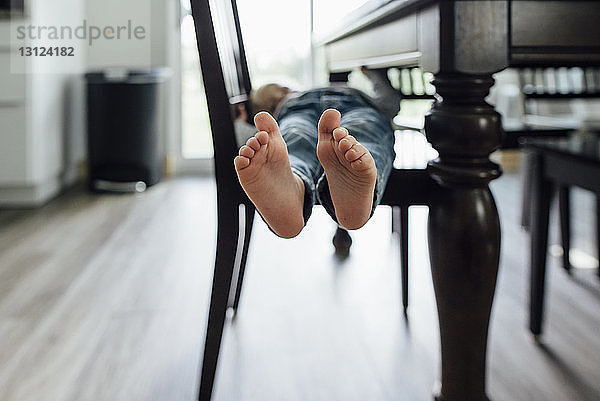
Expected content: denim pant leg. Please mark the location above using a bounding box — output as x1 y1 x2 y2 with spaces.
277 96 323 225
316 100 396 223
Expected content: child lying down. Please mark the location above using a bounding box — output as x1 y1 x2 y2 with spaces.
234 68 400 238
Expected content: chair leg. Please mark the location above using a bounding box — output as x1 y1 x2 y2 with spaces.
198 203 240 401
392 206 401 234
530 153 553 337
231 204 255 311
400 205 409 316
558 185 571 273
333 226 352 255
521 151 534 230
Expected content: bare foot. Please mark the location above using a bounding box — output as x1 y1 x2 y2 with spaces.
234 112 305 238
316 109 377 230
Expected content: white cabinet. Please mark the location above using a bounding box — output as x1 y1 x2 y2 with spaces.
0 22 31 194
0 53 26 104
0 105 28 184
0 16 83 207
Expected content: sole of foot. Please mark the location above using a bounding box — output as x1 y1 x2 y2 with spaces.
316 109 377 230
234 112 306 238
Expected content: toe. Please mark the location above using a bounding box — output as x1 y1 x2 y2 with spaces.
254 112 281 136
338 135 358 153
239 145 255 158
318 109 341 141
338 139 352 153
246 136 261 151
234 155 250 170
345 143 368 162
255 131 269 145
333 127 349 141
349 152 374 171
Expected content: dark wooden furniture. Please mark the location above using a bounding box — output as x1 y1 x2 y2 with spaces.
515 66 600 273
190 1 256 399
382 168 435 312
332 66 435 307
523 137 600 338
387 66 598 303
550 182 600 274
192 1 438 399
521 145 599 274
522 169 573 273
319 1 600 401
193 0 600 399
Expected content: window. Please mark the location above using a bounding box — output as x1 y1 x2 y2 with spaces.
181 10 213 159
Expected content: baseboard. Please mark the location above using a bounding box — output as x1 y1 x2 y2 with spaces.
0 177 63 208
175 157 214 176
0 161 84 208
60 163 84 188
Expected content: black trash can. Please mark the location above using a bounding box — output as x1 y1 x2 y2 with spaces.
85 68 171 192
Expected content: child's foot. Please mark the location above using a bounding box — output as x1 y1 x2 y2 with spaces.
316 109 377 230
234 112 306 238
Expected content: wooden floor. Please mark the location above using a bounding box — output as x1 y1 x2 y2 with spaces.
0 174 598 401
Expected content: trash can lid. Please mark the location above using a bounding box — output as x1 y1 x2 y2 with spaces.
85 67 172 84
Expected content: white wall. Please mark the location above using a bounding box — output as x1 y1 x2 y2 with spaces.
85 0 153 69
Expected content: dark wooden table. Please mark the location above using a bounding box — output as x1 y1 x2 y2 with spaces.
525 137 600 337
318 1 600 400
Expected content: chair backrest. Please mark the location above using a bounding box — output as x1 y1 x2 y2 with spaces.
191 0 252 203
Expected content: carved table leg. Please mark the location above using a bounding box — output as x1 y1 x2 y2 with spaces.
425 73 502 401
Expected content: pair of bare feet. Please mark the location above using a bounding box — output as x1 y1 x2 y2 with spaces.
234 109 377 238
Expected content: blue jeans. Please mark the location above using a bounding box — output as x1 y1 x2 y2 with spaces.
276 89 396 225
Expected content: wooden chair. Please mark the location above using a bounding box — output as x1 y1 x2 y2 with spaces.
191 1 255 399
331 66 436 311
191 1 436 399
518 67 600 273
